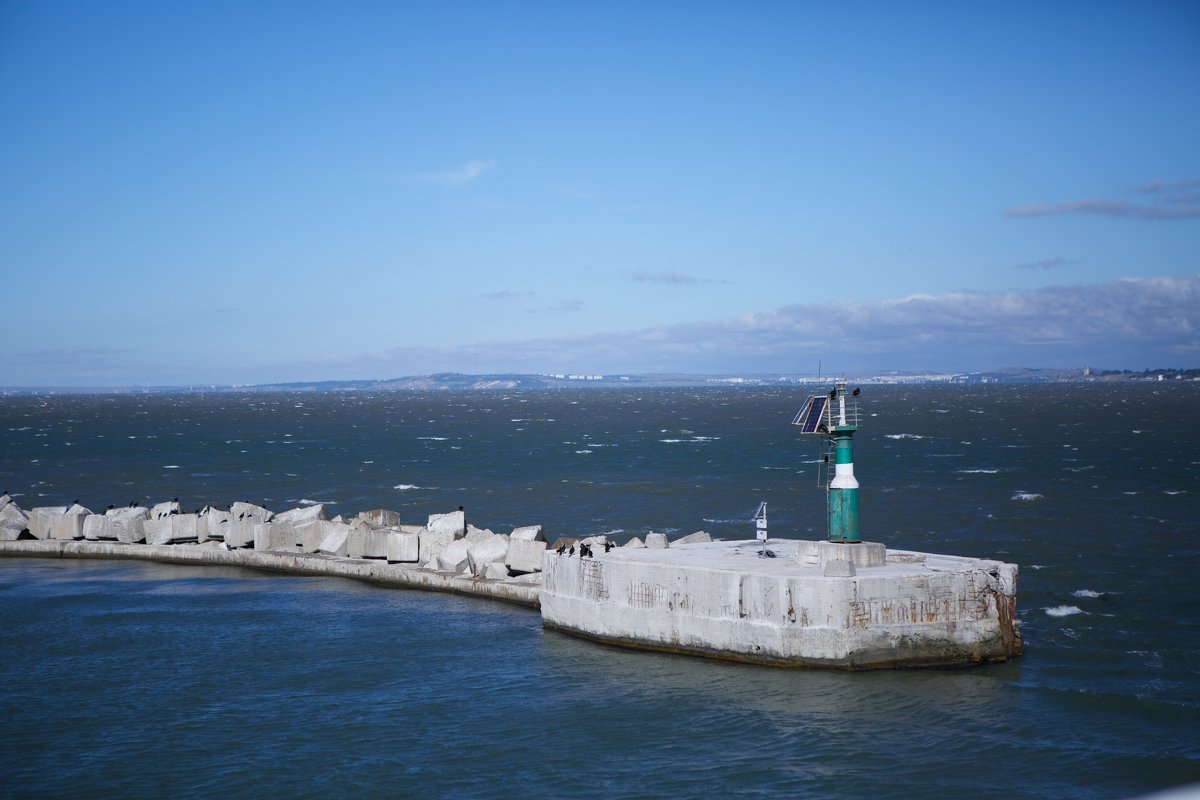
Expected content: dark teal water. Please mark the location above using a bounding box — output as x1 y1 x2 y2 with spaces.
1 385 1198 798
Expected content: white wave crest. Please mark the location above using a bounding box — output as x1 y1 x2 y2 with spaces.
162 465 180 469
299 498 336 506
1073 589 1104 598
1012 492 1043 501
958 469 998 474
1045 605 1084 617
393 484 422 491
885 434 926 440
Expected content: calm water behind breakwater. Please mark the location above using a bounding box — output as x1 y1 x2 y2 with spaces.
1 384 1198 798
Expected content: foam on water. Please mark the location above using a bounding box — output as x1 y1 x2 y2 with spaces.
1073 589 1105 598
1012 491 1043 501
1045 605 1085 617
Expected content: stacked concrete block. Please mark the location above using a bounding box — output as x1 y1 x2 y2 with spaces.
427 509 465 536
149 500 182 520
1 499 29 541
672 530 712 545
645 533 669 549
464 525 494 543
385 530 420 563
419 529 461 570
295 519 332 553
51 505 90 540
318 522 352 557
467 534 509 577
28 507 68 540
200 507 231 542
510 525 544 542
580 534 609 548
347 528 389 559
145 514 200 545
505 538 547 575
109 506 149 543
275 504 329 525
253 522 299 552
623 537 646 549
358 509 400 528
225 502 273 549
436 537 472 572
482 561 510 580
83 514 114 541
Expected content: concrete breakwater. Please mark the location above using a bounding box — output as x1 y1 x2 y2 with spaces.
0 493 547 608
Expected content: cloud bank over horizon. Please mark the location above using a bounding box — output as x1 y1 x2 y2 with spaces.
3 275 1195 387
289 275 1198 382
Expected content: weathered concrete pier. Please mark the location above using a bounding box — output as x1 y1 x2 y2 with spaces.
538 379 1023 669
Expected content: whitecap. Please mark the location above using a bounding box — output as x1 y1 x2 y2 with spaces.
1073 589 1104 598
419 437 448 441
885 434 926 440
393 484 423 491
659 439 684 443
957 469 998 474
575 450 593 454
1164 490 1184 495
162 465 180 469
1012 492 1043 501
1045 605 1084 617
362 460 374 464
299 498 335 506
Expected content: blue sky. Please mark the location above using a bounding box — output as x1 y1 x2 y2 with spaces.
2 1 1197 386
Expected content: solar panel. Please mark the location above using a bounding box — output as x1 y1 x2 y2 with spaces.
791 395 828 434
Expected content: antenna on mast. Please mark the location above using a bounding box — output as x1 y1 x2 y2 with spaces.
752 501 774 557
792 377 862 543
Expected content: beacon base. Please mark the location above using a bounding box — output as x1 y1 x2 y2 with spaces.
540 539 1022 670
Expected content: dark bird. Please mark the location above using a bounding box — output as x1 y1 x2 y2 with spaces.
172 497 178 503
107 504 115 510
568 545 575 557
603 541 613 553
169 509 178 516
556 543 565 555
852 387 861 397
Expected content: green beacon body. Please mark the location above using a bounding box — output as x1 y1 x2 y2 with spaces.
792 378 861 544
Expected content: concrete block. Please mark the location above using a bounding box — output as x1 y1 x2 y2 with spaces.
347 528 388 559
83 514 115 541
358 509 400 528
230 502 273 524
109 507 149 544
385 530 420 563
581 535 609 547
623 537 646 549
465 525 493 543
482 561 510 580
418 529 458 569
1 520 26 541
50 513 85 541
645 533 669 549
275 504 330 525
318 524 350 557
673 530 712 545
0 501 27 527
149 500 182 520
467 534 509 576
28 507 68 540
436 537 472 572
510 525 544 542
505 538 547 574
145 514 200 545
254 522 299 552
0 493 11 512
295 519 332 553
398 524 424 535
200 508 230 542
427 510 465 537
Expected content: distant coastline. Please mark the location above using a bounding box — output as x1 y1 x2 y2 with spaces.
2 366 1198 395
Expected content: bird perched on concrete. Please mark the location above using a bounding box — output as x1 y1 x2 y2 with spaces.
568 545 575 557
580 544 592 558
603 541 614 553
556 542 566 555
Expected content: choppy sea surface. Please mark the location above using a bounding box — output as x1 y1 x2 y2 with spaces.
1 384 1197 799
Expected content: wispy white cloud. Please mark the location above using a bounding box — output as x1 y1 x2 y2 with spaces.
526 299 584 314
408 160 496 187
630 270 730 285
479 290 536 300
1014 256 1078 270
1007 179 1200 221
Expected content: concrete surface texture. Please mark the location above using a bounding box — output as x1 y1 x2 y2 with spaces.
540 538 1022 670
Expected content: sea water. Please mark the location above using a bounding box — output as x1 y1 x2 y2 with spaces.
1 384 1197 798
